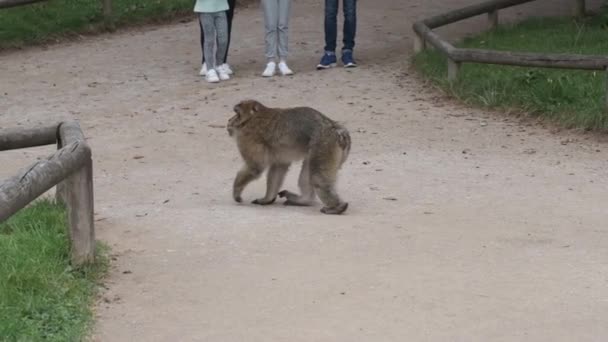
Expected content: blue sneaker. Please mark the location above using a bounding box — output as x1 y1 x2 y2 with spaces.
317 52 337 70
341 50 357 68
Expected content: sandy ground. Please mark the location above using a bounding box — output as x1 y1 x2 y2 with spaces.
1 0 608 341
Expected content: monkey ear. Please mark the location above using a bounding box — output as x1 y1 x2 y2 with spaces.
252 102 261 113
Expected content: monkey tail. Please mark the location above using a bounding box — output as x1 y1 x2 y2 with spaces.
334 124 351 166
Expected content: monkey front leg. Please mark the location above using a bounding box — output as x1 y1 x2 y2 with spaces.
233 164 263 203
252 163 290 205
278 159 315 206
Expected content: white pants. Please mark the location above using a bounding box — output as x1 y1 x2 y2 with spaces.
261 0 292 60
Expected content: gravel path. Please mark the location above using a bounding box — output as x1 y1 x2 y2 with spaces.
1 0 607 341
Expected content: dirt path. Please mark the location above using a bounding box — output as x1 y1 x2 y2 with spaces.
1 0 608 341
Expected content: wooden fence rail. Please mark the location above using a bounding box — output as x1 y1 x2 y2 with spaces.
422 0 536 29
0 0 45 9
0 0 112 22
0 122 95 266
412 0 608 108
0 125 58 151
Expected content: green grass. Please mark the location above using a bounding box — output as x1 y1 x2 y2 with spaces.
413 9 608 131
0 0 195 49
0 199 108 341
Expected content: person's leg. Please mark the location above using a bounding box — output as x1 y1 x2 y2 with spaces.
277 0 291 60
222 0 237 65
277 0 293 75
341 0 357 67
198 15 207 75
261 0 279 76
317 0 339 69
215 12 230 80
342 0 357 51
261 0 279 61
201 13 219 82
324 0 338 53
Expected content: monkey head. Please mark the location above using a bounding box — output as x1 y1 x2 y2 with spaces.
227 100 264 137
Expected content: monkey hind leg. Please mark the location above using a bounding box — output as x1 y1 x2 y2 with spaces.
279 159 315 206
310 151 348 215
321 202 348 215
314 179 348 215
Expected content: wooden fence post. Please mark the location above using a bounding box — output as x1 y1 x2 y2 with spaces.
488 10 499 29
57 121 95 266
414 33 426 53
64 148 95 266
447 59 461 82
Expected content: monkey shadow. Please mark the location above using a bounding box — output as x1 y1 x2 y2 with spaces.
232 201 354 217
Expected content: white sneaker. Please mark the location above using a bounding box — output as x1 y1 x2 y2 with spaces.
199 63 207 76
278 62 294 76
218 68 231 81
262 62 276 77
219 63 233 75
206 69 220 83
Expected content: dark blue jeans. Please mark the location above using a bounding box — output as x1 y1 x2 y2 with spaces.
324 0 357 53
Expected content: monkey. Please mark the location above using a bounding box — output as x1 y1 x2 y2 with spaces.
227 99 351 215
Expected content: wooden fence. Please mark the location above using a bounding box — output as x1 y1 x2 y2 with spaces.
0 122 95 266
0 0 112 22
412 0 608 108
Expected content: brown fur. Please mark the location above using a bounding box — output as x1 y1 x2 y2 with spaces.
227 99 351 215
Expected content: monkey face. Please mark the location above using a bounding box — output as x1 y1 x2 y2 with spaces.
227 109 241 137
227 115 236 137
227 100 262 136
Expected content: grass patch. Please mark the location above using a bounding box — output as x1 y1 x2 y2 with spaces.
0 198 108 341
0 0 195 49
413 9 608 131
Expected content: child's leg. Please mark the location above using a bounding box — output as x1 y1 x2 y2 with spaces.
222 0 237 64
277 0 292 61
215 12 229 67
200 13 218 70
198 15 206 65
261 0 279 62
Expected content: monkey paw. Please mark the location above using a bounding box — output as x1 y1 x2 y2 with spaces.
321 202 349 215
234 196 243 203
278 190 290 198
278 190 299 200
252 197 276 205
